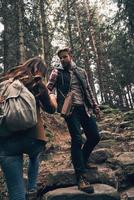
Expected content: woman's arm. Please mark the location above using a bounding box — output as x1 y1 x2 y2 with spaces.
34 79 57 114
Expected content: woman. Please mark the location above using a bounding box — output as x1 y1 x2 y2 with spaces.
0 57 57 200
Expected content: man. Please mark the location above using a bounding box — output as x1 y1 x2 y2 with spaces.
47 47 100 193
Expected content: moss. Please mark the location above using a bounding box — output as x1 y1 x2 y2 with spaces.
123 110 134 121
99 104 111 110
102 108 120 114
45 128 54 141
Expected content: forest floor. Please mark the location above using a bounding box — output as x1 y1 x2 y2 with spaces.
0 106 134 199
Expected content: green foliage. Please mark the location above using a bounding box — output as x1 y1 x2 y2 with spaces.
117 0 134 37
0 67 3 74
99 104 120 114
123 110 134 121
45 128 54 141
99 104 112 110
107 31 134 86
102 108 120 114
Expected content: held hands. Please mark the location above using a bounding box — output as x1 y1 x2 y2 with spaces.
93 105 101 121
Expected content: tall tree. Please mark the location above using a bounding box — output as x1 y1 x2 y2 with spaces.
39 0 51 67
84 0 105 102
74 1 97 99
1 0 9 70
18 0 25 64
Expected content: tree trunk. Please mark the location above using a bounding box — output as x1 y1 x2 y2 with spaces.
126 85 133 109
2 0 9 71
84 0 105 103
74 3 97 100
66 0 74 51
39 0 51 68
118 91 124 108
124 93 130 109
18 0 25 64
130 84 134 103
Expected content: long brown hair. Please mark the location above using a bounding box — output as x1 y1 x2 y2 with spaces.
0 57 47 83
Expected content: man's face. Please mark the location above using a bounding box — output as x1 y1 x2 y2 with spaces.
59 51 72 69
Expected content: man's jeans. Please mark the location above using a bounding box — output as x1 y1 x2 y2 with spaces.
65 105 100 178
0 136 44 200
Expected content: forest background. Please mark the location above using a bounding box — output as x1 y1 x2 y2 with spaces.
0 0 134 109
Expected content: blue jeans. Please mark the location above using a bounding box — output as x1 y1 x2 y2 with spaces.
0 135 45 200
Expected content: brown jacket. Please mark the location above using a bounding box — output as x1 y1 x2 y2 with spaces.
27 89 57 142
26 108 47 142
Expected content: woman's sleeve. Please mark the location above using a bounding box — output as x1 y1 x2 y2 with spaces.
36 80 57 114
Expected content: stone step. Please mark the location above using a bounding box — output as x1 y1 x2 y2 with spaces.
124 187 134 200
43 184 120 200
38 168 117 191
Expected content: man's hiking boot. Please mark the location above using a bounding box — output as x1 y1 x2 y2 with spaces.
26 189 37 200
77 175 94 193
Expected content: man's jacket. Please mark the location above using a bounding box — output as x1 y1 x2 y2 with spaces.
47 62 97 113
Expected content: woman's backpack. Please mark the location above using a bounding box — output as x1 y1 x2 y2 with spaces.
0 67 38 136
0 56 48 137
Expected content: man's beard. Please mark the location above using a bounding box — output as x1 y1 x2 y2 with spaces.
62 62 71 70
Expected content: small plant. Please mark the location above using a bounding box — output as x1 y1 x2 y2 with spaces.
45 129 54 142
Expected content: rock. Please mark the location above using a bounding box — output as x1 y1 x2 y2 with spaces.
43 184 120 200
115 121 134 133
97 139 120 149
115 127 124 133
99 130 114 140
39 168 117 194
89 148 113 164
128 141 134 151
115 152 134 166
97 166 117 187
114 152 134 190
40 169 102 191
39 169 76 191
125 187 134 200
82 130 114 143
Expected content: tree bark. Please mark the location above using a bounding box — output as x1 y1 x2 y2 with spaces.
18 0 25 64
84 0 105 103
2 0 9 71
126 85 133 109
39 0 51 68
74 3 97 100
66 0 74 51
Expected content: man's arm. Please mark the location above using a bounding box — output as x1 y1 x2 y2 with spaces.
84 71 100 119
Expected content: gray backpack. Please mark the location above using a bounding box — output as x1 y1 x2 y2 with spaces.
0 78 37 136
